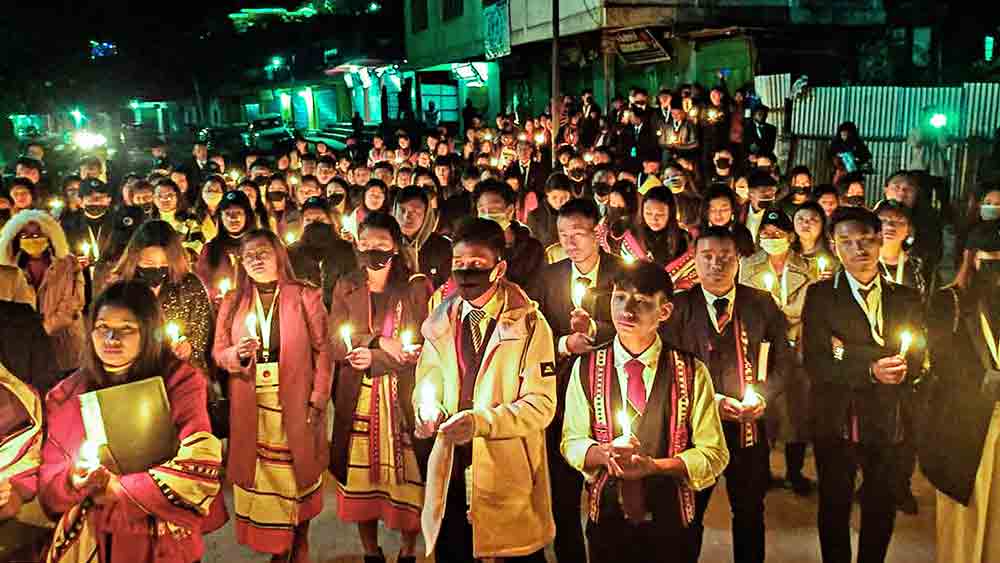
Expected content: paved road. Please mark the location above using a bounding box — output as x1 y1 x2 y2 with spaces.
202 449 937 562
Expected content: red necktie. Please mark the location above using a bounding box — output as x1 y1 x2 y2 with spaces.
625 359 647 415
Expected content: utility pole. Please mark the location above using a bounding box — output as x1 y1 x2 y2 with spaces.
551 0 560 168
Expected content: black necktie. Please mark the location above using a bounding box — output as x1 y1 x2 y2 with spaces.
467 309 486 353
714 297 731 330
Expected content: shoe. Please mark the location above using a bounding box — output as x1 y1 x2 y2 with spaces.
896 490 919 515
364 548 387 563
788 474 815 497
397 556 417 563
768 474 790 490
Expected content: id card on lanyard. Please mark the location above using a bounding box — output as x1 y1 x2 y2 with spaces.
252 287 280 392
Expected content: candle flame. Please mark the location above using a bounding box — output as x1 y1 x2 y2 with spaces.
401 329 414 350
763 273 775 291
535 133 546 145
78 440 101 472
284 232 297 245
49 198 64 209
340 324 353 352
218 278 231 296
165 322 182 344
743 384 761 407
245 313 257 337
622 249 636 265
817 256 828 273
899 330 913 357
617 410 631 438
80 242 91 257
572 281 588 309
583 152 594 163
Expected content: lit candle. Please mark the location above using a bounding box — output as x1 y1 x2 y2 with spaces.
80 242 91 258
245 313 258 339
49 198 64 211
229 170 240 181
165 322 184 344
899 330 913 357
341 215 355 236
483 133 494 141
763 272 775 292
742 384 761 408
817 256 828 275
572 281 588 310
490 157 499 167
583 152 594 163
518 133 528 142
340 324 353 353
77 440 101 472
401 329 418 353
534 133 546 145
612 410 632 447
284 232 297 245
622 250 636 265
418 380 438 422
218 277 231 297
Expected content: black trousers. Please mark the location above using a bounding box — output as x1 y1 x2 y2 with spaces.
435 461 548 563
546 420 586 563
691 424 769 563
815 438 900 563
585 506 690 563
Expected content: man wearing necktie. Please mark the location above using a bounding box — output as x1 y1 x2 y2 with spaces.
414 218 557 562
529 199 623 563
802 207 924 563
664 226 791 563
561 261 728 563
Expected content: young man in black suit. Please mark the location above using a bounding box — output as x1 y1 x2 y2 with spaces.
528 198 623 563
801 206 925 563
744 105 778 161
663 226 791 563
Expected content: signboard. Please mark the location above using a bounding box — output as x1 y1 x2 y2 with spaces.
484 0 511 60
614 27 671 65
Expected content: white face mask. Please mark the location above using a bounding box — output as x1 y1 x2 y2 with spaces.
981 204 1000 222
760 237 790 256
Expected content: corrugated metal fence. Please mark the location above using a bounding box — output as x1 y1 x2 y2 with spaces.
754 74 1000 204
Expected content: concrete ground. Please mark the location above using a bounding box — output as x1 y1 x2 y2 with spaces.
201 447 937 563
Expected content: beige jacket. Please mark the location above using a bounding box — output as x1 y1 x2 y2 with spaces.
415 280 557 558
0 265 35 307
739 250 816 343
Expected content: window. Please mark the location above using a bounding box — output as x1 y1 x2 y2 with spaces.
443 0 463 20
411 0 428 32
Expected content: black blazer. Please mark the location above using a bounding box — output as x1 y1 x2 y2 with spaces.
511 160 548 197
744 120 777 157
801 273 924 445
621 123 661 163
529 253 622 421
0 301 59 394
663 283 790 403
919 288 997 505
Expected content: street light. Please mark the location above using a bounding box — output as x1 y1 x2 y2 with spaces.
366 1 382 13
271 56 284 68
70 109 84 128
129 100 140 110
930 113 947 129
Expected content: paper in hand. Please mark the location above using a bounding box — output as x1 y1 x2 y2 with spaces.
421 436 455 556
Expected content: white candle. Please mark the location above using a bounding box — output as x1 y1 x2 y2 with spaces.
245 313 258 339
572 281 588 310
418 380 438 422
77 440 101 472
817 256 828 275
612 410 632 447
401 329 419 353
742 384 761 408
340 324 353 353
80 242 91 258
899 330 913 357
535 133 546 145
763 272 775 292
284 232 297 245
622 248 636 265
218 278 232 297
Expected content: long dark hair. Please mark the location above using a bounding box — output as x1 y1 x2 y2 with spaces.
639 185 687 259
83 281 177 389
358 211 414 295
192 174 227 223
232 229 300 300
791 201 833 255
114 220 190 285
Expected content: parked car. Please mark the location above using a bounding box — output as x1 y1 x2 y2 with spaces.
199 125 248 156
244 114 294 152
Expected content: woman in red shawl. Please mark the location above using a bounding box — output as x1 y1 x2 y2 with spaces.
39 281 223 563
213 229 332 563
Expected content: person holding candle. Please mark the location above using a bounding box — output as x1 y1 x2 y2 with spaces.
561 260 729 562
664 226 792 563
90 206 147 298
60 178 114 266
111 220 214 373
792 201 838 281
0 363 45 559
196 190 256 303
0 209 86 372
191 174 227 244
738 171 779 243
38 281 223 563
801 206 924 563
921 220 1000 562
153 178 204 260
287 197 358 309
739 209 819 496
527 198 624 563
212 229 331 563
328 212 433 563
474 179 545 290
413 217 557 562
394 186 453 290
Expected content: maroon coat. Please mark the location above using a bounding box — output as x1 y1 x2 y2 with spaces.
213 281 333 490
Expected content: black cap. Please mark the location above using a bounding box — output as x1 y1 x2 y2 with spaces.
760 209 794 232
112 206 145 231
966 220 1000 252
79 178 111 196
873 199 912 222
300 196 329 214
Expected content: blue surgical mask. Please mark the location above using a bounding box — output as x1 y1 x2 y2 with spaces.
980 204 1000 222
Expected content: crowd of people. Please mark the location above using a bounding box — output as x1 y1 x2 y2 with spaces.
1 81 1000 563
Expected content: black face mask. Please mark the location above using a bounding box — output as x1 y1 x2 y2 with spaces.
844 195 867 208
302 222 336 249
267 191 288 202
327 192 345 207
452 268 496 301
716 158 731 170
568 168 586 180
85 205 109 218
140 203 156 215
0 209 10 223
136 266 169 287
593 182 612 197
359 249 394 270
